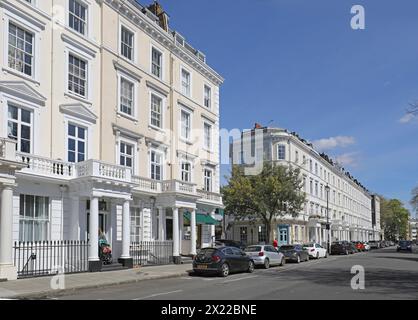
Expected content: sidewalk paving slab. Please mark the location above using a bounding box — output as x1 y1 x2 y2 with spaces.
0 264 192 299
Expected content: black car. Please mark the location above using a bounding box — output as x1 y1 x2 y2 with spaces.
193 247 255 277
215 239 246 250
397 240 413 252
331 241 352 255
278 244 309 263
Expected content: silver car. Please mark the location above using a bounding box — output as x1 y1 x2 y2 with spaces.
245 245 285 269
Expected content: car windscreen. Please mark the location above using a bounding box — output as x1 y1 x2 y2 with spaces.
399 241 410 246
279 246 295 250
245 246 262 252
198 248 217 257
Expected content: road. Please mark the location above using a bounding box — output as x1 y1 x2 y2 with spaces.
52 246 418 300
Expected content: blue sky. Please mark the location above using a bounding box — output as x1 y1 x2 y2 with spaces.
158 0 418 216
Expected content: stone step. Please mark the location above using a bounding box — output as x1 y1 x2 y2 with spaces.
101 263 128 272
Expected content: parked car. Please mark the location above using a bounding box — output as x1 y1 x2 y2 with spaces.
363 242 371 251
349 242 358 253
397 240 413 253
368 240 380 249
215 239 246 250
354 241 366 252
193 247 255 277
278 244 309 263
331 241 352 255
303 243 328 259
245 245 285 269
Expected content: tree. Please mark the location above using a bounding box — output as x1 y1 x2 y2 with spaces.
411 187 418 215
222 163 306 243
380 198 410 241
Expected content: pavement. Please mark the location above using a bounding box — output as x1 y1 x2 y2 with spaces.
0 264 192 299
50 246 418 300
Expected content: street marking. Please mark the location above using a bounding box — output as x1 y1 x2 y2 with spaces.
133 289 183 300
223 275 258 283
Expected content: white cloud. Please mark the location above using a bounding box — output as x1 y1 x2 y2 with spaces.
312 136 355 151
334 152 359 168
399 113 416 124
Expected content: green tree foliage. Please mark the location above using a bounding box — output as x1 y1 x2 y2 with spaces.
222 163 306 243
381 198 410 241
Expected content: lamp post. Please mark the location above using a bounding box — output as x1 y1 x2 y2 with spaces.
325 184 331 254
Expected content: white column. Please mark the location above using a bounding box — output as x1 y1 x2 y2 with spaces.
88 196 99 261
173 207 180 259
121 200 130 259
158 207 165 240
210 209 216 246
0 186 14 266
315 227 318 243
190 209 197 255
179 209 183 254
70 197 80 240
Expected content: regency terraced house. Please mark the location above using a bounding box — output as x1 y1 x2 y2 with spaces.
0 0 223 280
227 125 382 247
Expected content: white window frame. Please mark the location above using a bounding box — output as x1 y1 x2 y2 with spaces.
66 122 87 163
203 168 213 192
180 107 192 141
7 103 34 154
19 194 50 242
149 149 164 181
150 45 164 80
149 90 165 130
277 144 286 160
1 93 41 155
2 11 41 83
203 84 212 109
203 121 213 152
118 138 136 174
67 0 89 37
119 23 136 63
64 44 93 103
117 72 138 120
180 160 192 183
64 115 92 163
180 66 192 97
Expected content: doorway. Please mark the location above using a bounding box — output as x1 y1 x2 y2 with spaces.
278 225 289 246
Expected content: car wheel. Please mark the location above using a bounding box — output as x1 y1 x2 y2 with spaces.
280 257 286 266
220 263 230 277
248 260 255 273
316 252 319 259
264 258 270 269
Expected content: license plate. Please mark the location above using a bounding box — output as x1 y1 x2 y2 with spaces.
196 264 208 270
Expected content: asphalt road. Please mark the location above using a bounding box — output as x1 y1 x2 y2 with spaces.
52 246 418 300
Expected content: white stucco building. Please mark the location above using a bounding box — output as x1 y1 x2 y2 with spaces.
228 125 382 247
0 0 223 280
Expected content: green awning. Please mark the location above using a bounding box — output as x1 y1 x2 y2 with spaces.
183 212 220 225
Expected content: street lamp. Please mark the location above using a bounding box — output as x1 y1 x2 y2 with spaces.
325 184 331 254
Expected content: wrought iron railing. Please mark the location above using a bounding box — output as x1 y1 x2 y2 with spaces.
13 240 89 278
130 241 173 266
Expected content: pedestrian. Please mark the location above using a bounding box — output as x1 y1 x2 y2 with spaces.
273 238 278 249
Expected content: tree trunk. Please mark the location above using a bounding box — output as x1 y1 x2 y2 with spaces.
266 219 273 244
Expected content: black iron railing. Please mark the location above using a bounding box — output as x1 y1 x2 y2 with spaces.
13 241 89 278
130 241 173 266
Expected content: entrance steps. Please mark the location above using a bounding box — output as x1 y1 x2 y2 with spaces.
101 262 128 272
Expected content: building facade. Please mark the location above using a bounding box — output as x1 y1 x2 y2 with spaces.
0 0 223 280
408 218 417 242
227 126 381 247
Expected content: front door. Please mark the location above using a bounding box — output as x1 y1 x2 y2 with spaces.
278 225 289 246
87 212 110 242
